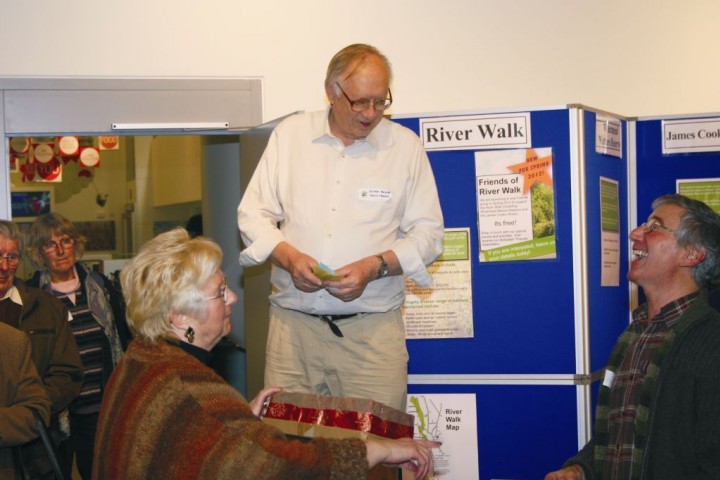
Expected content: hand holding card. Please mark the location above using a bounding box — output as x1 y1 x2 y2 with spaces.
312 262 342 281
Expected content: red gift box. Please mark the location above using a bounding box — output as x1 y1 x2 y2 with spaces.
263 391 413 441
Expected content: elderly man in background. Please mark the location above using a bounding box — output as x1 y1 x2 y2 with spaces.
0 220 83 479
0 321 52 478
546 194 720 480
238 43 444 411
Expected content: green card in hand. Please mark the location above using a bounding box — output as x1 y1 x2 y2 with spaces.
312 263 342 281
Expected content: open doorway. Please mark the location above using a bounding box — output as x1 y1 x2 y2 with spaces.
1 77 265 399
8 134 209 279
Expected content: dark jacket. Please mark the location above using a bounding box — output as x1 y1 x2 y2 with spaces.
566 293 720 479
15 279 83 476
16 280 83 415
0 322 52 478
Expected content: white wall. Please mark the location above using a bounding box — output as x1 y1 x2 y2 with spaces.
1 0 718 121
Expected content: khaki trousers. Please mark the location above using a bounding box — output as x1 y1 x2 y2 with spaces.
265 305 409 410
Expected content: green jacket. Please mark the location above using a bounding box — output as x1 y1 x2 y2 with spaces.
566 293 720 479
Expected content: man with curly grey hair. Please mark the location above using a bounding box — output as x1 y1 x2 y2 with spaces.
546 194 720 480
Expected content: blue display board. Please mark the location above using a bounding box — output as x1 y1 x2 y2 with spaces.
636 117 720 222
393 106 631 479
408 383 579 480
395 109 577 375
582 110 631 372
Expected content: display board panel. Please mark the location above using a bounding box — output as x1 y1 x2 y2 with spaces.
582 110 632 372
636 116 720 222
407 383 579 480
395 109 577 375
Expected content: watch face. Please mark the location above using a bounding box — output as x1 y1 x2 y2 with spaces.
377 255 389 278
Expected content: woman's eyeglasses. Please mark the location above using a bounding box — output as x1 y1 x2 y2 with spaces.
42 237 75 253
206 278 228 303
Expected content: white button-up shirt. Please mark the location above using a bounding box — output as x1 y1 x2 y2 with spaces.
237 109 444 315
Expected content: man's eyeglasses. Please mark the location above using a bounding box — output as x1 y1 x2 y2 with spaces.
335 83 392 112
0 253 20 267
42 237 75 253
206 278 228 303
640 218 675 235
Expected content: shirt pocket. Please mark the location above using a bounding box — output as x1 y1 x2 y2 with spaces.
352 189 396 224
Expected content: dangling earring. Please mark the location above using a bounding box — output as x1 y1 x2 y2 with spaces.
184 326 195 344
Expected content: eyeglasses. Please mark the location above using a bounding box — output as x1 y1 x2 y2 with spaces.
42 237 75 253
0 253 20 267
335 83 393 112
640 218 675 235
206 278 228 303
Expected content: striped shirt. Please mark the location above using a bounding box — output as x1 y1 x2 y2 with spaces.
54 284 112 415
601 292 699 479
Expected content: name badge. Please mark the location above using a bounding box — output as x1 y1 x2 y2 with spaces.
358 188 392 201
602 369 615 388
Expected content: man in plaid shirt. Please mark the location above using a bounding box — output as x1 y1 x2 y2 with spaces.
546 194 720 480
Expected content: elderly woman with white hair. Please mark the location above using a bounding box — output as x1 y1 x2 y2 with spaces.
93 228 438 480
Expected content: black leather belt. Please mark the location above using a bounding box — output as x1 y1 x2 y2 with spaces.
306 313 363 338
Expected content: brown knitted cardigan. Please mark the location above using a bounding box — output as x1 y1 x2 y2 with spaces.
92 338 368 479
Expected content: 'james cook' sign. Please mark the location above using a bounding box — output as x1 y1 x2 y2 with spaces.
662 117 720 154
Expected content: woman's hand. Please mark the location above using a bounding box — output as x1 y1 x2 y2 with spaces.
249 387 282 417
365 437 441 479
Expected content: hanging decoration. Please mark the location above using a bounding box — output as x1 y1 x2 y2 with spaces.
11 135 111 183
99 136 120 150
58 136 80 158
79 147 100 167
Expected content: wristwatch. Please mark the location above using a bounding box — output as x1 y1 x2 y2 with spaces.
376 254 389 279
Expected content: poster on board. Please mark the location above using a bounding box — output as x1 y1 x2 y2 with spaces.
475 147 556 262
404 393 479 480
676 178 720 214
600 177 621 287
402 228 473 339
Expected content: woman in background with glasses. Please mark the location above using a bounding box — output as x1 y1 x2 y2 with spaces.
93 228 438 479
27 212 131 480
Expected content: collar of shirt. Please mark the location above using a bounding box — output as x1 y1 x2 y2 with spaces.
312 106 393 152
633 290 700 326
0 285 23 306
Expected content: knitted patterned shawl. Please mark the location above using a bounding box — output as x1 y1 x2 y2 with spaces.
93 338 368 480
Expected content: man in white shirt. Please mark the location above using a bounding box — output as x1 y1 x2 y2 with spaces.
237 43 444 410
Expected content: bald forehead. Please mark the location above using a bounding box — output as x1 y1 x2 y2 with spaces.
340 54 389 81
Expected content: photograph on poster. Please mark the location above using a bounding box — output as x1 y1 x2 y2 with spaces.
402 228 473 339
475 147 556 262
